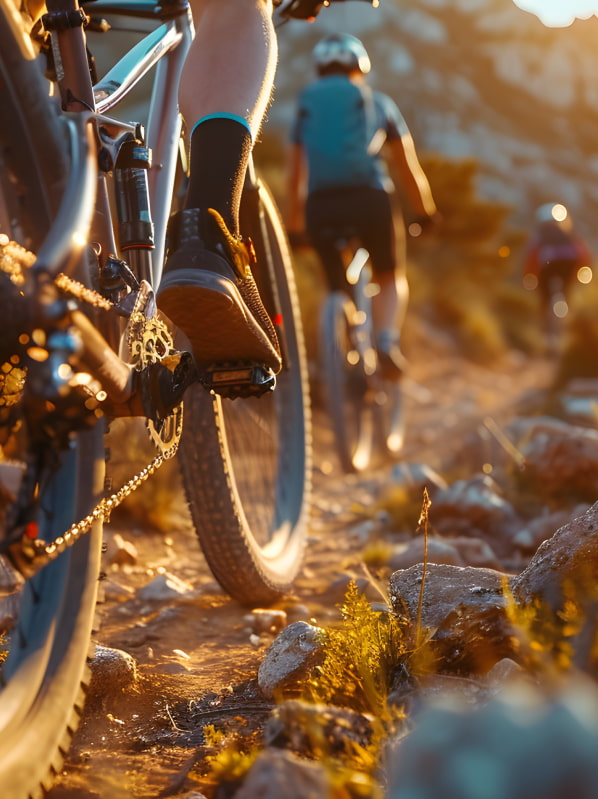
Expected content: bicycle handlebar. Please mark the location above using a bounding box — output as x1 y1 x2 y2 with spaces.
275 0 379 22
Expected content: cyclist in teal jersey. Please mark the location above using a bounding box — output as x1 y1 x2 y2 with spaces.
287 33 438 378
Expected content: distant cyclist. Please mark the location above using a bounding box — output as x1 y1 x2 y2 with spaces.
286 32 438 379
523 202 592 319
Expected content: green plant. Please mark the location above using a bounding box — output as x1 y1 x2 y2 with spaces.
305 580 407 723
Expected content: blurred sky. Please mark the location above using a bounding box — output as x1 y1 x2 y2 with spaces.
513 0 598 26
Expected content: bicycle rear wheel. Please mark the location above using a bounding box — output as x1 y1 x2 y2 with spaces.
177 179 311 605
0 7 105 796
320 291 374 473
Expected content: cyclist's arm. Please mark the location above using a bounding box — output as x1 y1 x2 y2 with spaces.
378 93 437 219
388 133 437 219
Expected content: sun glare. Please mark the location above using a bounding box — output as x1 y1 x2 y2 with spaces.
513 0 598 27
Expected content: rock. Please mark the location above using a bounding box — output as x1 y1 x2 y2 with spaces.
257 621 325 699
390 563 510 631
101 578 136 603
514 418 598 502
484 657 525 688
136 572 195 601
389 462 448 497
404 658 527 714
284 603 312 624
558 378 598 426
244 609 288 636
232 748 331 799
512 503 598 614
390 563 517 675
513 503 590 553
322 572 388 606
88 644 137 698
447 536 503 570
385 678 598 799
430 474 521 556
388 536 465 571
105 532 138 567
375 462 448 531
265 700 374 756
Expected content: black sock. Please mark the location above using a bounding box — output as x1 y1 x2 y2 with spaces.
184 117 252 239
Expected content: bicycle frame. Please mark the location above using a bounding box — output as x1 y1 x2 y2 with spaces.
317 229 404 471
91 0 193 280
44 0 192 281
23 0 195 409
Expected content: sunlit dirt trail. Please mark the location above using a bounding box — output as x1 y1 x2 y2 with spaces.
46 328 555 799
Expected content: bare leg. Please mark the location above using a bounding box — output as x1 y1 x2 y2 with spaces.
371 270 409 336
181 0 277 139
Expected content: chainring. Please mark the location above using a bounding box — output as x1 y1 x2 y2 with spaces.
124 280 183 457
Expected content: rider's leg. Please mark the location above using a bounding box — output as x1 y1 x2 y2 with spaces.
179 0 277 232
157 0 281 372
371 269 408 336
365 195 409 378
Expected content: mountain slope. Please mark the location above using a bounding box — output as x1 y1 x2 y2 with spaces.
271 0 598 243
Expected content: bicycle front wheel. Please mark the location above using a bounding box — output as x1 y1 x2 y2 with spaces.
177 179 311 605
320 291 374 473
0 6 105 796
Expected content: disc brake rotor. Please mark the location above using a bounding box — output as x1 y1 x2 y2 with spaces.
125 280 183 456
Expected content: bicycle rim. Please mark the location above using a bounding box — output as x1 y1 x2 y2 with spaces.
0 7 104 795
320 292 373 473
177 179 311 605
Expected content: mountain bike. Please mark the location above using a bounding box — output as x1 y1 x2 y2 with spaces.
0 0 312 794
318 228 404 473
525 261 593 355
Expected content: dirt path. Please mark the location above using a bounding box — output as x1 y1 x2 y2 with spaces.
46 326 556 799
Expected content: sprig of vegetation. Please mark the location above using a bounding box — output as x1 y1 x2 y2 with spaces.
504 571 598 677
304 579 407 724
200 494 438 795
200 724 260 790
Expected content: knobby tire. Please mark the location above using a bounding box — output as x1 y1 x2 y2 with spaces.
320 291 373 473
177 179 311 605
0 5 105 797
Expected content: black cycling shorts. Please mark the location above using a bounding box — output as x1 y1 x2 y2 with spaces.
305 185 404 293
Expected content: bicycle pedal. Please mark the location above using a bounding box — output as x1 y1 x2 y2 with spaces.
198 362 276 399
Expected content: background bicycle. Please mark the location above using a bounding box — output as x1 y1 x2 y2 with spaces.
316 227 404 473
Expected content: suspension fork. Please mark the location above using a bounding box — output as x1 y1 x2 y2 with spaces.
43 0 118 261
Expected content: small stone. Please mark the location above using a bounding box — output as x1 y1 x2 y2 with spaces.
88 645 137 698
244 608 288 635
258 621 324 699
106 532 138 567
136 572 195 601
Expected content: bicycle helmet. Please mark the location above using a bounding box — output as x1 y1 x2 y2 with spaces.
312 33 371 76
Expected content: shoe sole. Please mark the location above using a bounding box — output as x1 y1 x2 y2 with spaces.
156 269 281 370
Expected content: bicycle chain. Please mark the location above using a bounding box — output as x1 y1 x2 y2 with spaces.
0 238 180 574
17 447 173 576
